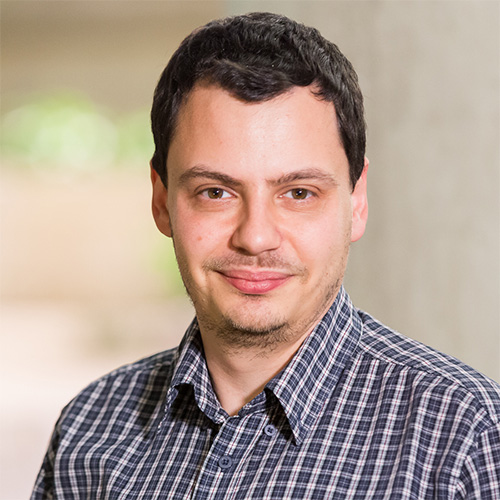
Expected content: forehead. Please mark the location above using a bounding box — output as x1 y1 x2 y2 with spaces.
167 83 348 184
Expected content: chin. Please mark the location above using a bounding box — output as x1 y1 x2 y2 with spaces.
222 301 288 332
216 317 290 350
224 315 289 336
208 303 291 348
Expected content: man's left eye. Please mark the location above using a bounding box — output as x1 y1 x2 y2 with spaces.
284 188 312 200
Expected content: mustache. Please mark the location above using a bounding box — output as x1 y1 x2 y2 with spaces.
203 255 306 275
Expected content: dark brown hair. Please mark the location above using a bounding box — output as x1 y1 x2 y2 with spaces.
151 12 366 188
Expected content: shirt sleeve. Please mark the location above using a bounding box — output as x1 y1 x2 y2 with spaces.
456 422 500 499
30 419 61 500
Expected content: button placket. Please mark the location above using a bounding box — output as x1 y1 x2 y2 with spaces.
191 413 269 499
210 417 240 473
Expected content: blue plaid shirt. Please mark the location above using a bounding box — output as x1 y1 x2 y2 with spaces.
32 288 500 499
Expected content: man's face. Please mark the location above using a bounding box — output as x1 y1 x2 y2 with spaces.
152 84 368 345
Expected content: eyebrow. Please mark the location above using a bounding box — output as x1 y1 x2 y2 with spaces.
178 166 242 188
270 168 339 187
177 165 339 188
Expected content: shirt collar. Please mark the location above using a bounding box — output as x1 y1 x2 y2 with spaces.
166 318 227 424
165 286 363 437
266 286 363 444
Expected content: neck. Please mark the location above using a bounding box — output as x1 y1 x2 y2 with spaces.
200 325 311 416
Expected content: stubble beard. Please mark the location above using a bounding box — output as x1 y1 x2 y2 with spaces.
203 307 291 352
172 239 348 354
175 251 302 352
207 272 343 354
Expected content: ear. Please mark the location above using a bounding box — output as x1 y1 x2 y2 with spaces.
350 157 369 243
150 163 172 238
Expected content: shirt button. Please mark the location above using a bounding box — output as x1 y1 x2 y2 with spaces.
264 424 276 437
218 455 233 470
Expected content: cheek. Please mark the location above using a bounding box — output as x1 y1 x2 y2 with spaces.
173 213 229 264
288 209 349 246
187 210 236 247
289 214 351 266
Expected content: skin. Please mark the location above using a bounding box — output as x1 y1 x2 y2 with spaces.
152 83 368 415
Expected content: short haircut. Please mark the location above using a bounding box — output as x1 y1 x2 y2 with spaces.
151 12 366 188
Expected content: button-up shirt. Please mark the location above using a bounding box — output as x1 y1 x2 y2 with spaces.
31 288 500 499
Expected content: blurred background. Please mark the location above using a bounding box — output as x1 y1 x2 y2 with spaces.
1 1 498 498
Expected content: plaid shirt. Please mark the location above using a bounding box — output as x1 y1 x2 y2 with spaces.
32 287 500 499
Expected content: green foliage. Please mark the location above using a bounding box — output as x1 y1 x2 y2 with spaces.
1 92 153 171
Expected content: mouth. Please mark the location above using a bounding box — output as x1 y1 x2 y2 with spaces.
217 269 292 295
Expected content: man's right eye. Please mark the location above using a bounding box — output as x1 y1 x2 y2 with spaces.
201 187 230 199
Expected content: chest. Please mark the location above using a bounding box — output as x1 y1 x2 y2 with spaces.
54 398 463 499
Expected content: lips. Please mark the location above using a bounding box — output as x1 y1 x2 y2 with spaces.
217 269 291 294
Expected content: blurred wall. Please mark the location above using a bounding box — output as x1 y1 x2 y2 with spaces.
1 1 499 499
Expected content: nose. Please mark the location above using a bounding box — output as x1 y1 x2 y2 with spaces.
230 200 281 255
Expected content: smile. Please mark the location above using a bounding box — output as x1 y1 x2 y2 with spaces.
217 270 292 294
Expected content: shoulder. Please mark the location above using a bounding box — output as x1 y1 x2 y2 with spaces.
57 348 178 432
356 309 500 427
75 348 178 396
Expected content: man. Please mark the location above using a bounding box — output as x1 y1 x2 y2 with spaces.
32 12 500 499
